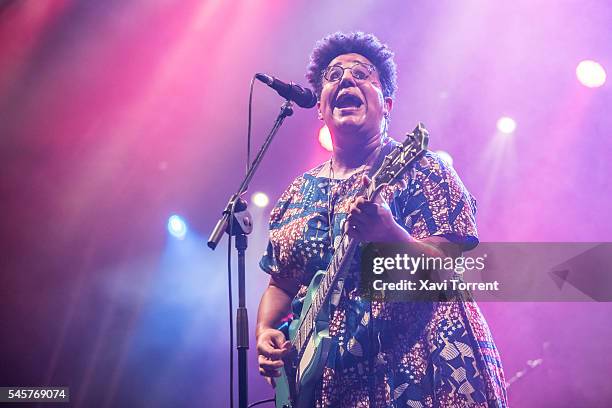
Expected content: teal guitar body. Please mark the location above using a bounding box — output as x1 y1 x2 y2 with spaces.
275 270 335 408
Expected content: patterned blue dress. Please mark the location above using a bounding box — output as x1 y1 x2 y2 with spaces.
260 148 507 407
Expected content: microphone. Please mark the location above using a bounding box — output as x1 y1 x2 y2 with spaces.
255 73 317 108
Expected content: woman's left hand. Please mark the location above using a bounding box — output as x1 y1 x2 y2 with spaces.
345 176 409 243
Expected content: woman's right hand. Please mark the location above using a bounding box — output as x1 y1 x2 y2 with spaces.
256 328 292 386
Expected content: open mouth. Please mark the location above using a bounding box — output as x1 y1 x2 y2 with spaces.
334 93 363 109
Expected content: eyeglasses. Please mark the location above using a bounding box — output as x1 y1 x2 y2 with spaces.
322 62 377 83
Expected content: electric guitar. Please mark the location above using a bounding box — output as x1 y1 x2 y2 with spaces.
274 123 430 408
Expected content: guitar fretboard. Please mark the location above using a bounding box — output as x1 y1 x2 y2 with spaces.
289 124 429 358
292 228 358 356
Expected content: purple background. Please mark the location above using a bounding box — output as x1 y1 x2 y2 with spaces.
1 0 611 406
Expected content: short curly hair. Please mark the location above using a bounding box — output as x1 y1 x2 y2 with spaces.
306 31 397 100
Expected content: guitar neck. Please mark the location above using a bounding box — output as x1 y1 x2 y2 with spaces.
292 183 379 356
292 230 358 356
290 124 430 357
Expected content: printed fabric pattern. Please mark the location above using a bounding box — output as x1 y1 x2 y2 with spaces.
260 149 507 407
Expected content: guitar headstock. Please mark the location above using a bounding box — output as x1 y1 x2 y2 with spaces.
370 123 429 196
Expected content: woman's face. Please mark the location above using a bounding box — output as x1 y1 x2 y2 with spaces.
318 53 392 141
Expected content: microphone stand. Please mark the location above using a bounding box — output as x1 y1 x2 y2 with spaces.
208 100 294 408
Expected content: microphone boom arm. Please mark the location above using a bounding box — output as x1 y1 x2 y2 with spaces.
207 99 294 249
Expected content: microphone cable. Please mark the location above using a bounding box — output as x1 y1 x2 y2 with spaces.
227 74 257 408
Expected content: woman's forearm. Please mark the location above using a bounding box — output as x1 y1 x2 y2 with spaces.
256 284 294 338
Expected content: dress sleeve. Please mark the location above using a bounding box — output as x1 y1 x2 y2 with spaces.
393 152 479 250
258 176 305 280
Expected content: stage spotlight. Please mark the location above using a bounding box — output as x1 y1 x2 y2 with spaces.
497 116 517 135
167 214 188 239
576 60 607 88
435 150 454 167
251 192 269 208
318 125 333 152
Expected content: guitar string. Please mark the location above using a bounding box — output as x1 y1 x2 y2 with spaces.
329 152 450 250
295 142 408 350
292 147 379 350
294 151 452 351
324 134 445 243
294 177 452 351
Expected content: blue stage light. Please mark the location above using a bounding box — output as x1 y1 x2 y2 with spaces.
167 214 188 239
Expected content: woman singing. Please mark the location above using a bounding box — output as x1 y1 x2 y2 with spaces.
256 31 507 407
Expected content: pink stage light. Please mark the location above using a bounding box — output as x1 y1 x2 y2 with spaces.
576 60 607 88
251 192 269 208
318 125 333 152
497 116 517 135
